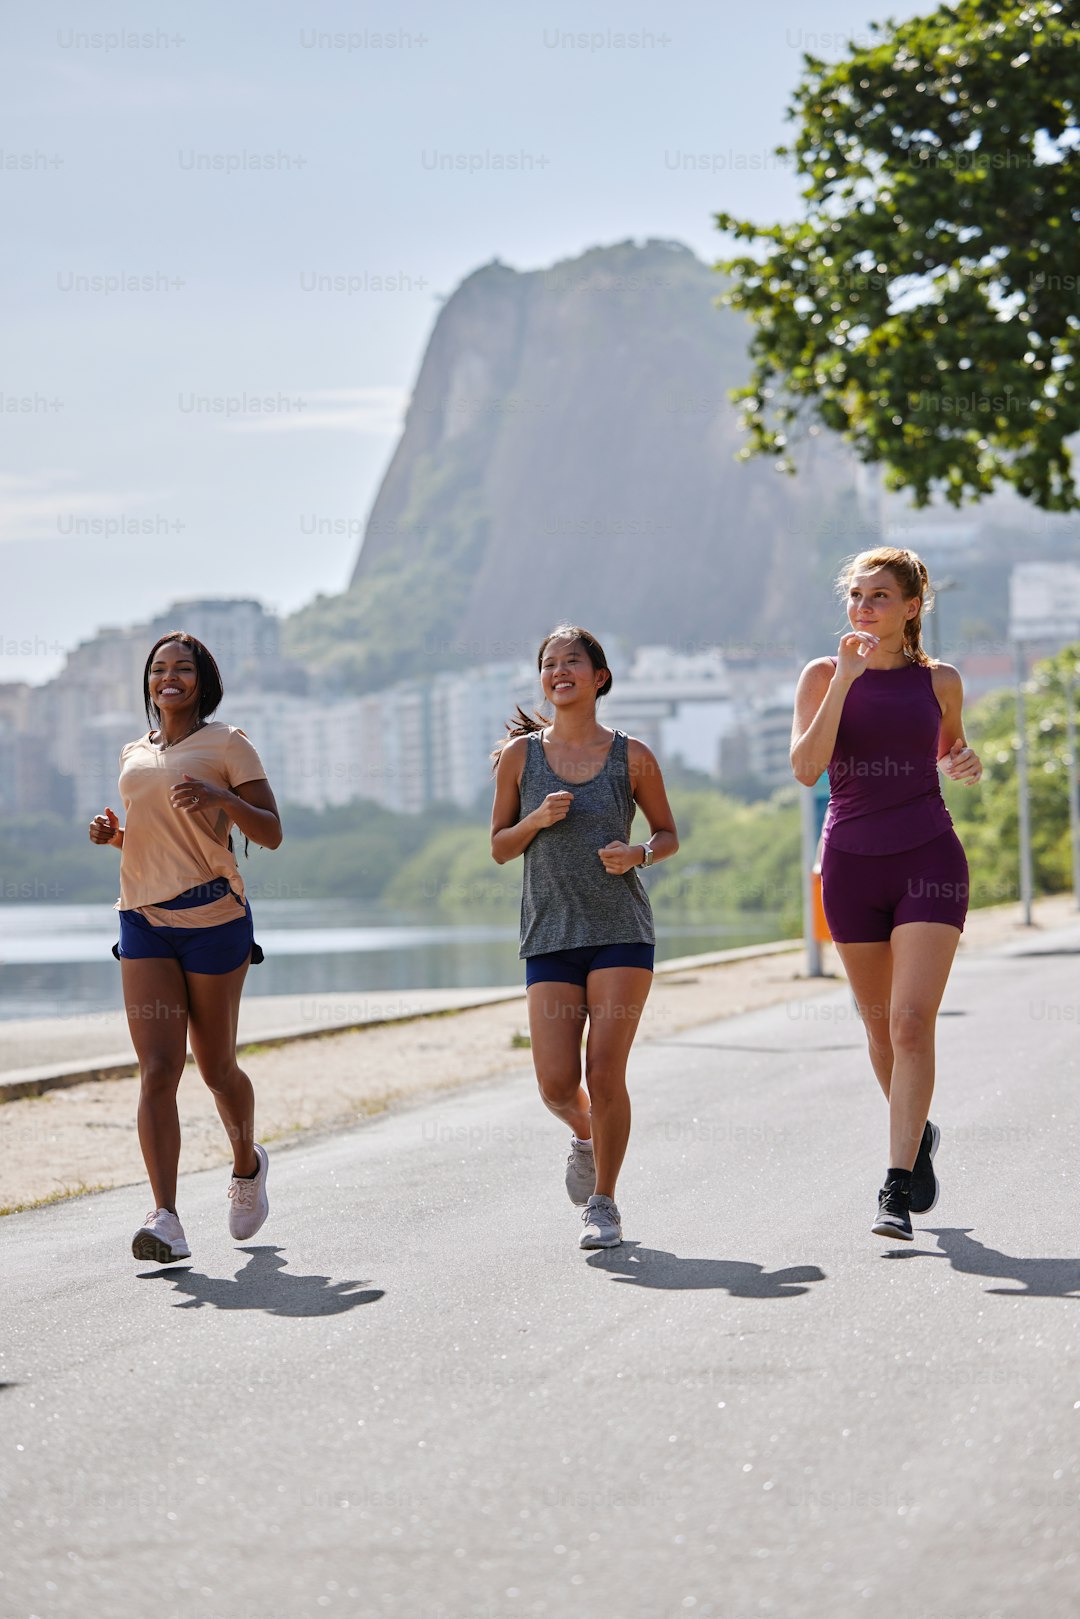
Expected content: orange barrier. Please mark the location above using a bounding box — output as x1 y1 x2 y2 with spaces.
810 867 832 944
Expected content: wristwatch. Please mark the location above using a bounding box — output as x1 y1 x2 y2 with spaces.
640 844 654 868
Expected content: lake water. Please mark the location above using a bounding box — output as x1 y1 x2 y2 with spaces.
0 900 786 1021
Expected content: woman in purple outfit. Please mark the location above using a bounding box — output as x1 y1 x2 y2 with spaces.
791 548 983 1242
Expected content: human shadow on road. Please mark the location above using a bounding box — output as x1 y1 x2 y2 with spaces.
137 1245 385 1315
888 1227 1080 1298
585 1241 825 1298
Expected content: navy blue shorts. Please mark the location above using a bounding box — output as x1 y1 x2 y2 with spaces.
114 880 263 975
525 942 655 988
821 829 969 943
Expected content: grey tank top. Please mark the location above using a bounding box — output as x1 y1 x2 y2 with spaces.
518 729 655 958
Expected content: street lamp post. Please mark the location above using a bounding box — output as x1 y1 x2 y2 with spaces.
1014 640 1034 926
1065 664 1080 909
929 577 959 661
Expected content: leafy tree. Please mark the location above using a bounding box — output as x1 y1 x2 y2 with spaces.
716 0 1080 510
242 799 470 902
948 641 1080 901
648 787 803 931
383 826 520 917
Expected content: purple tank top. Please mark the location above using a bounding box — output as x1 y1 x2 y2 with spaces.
821 660 954 855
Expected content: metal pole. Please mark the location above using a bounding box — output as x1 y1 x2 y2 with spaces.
1014 640 1034 926
800 784 823 977
929 577 958 664
1065 665 1080 909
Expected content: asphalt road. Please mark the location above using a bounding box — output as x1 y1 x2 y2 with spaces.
4 924 1080 1619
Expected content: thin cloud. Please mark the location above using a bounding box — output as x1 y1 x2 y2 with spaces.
0 471 172 542
223 386 408 435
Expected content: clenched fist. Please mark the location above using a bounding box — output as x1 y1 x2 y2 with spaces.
531 791 573 828
89 807 123 847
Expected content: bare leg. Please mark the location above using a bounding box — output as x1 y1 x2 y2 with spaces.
582 967 652 1201
186 959 258 1176
832 941 894 1099
527 981 590 1138
885 922 960 1170
121 956 189 1212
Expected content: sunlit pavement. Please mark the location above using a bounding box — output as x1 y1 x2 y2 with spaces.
4 926 1080 1619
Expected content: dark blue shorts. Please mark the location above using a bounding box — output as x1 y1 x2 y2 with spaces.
114 880 263 975
821 829 969 943
525 942 655 988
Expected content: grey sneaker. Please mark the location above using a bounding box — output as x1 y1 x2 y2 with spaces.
227 1143 269 1240
132 1208 191 1264
565 1137 596 1206
579 1194 622 1249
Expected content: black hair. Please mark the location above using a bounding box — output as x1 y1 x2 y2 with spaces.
142 631 247 856
491 624 613 763
142 631 225 729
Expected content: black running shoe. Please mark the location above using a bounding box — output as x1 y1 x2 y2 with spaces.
871 1176 913 1242
908 1120 940 1216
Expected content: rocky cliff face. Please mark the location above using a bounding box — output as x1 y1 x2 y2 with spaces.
287 240 871 688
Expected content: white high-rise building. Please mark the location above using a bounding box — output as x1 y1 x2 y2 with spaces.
430 662 536 811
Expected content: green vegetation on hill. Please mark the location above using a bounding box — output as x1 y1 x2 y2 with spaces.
284 448 490 693
0 789 803 922
648 788 803 932
377 787 805 930
0 802 474 909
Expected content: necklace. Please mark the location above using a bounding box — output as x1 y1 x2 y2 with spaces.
154 717 205 750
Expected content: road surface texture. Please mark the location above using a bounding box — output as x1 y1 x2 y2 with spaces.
3 922 1080 1619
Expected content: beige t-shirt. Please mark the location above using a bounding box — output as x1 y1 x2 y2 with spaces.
116 722 268 917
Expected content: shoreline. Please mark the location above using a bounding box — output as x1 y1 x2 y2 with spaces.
1 893 1074 1215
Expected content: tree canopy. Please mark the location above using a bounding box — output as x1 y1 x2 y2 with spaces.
716 0 1080 511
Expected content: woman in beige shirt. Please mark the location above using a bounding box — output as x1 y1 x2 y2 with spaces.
89 632 283 1265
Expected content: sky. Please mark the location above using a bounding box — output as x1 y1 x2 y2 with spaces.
3 0 922 684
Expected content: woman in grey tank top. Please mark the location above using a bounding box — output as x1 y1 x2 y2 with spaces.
491 625 679 1251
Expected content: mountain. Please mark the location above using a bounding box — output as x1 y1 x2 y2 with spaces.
285 239 875 688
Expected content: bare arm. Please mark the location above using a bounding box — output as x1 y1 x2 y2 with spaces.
595 740 679 875
627 739 679 863
490 737 572 864
932 664 983 784
790 659 852 785
227 777 284 849
170 773 284 849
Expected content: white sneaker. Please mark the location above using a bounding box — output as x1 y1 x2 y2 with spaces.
564 1136 596 1206
132 1208 191 1264
227 1143 269 1240
579 1194 622 1249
